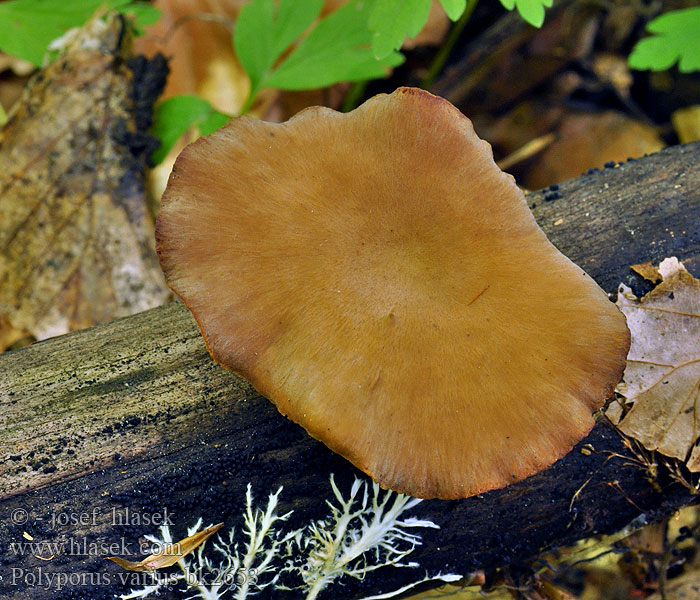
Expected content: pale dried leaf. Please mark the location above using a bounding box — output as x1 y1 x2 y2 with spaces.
0 14 170 350
106 522 223 571
688 443 700 471
609 258 700 468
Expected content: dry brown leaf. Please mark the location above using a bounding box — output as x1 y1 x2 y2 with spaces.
672 105 700 144
523 110 665 190
608 258 700 468
107 522 223 572
592 52 633 100
631 261 662 283
0 14 170 350
134 0 249 114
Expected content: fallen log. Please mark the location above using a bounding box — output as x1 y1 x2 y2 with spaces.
1 142 700 600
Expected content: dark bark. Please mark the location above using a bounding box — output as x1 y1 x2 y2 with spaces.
1 142 700 600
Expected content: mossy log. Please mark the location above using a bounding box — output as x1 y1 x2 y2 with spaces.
1 142 700 600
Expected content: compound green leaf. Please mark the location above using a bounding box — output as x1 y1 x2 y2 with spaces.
265 0 403 91
439 0 467 21
151 96 231 164
629 7 700 73
368 0 432 59
120 2 161 35
498 0 552 28
199 110 231 136
233 0 323 95
271 0 324 59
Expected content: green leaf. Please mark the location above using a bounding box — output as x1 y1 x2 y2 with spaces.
120 2 161 36
498 0 552 28
368 0 432 59
270 0 324 59
629 7 700 73
234 0 323 95
199 110 231 137
439 0 467 21
0 103 7 127
151 96 231 164
0 0 159 66
264 0 404 91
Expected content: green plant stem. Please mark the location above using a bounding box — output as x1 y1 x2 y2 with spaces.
420 0 478 90
238 90 258 116
341 80 369 112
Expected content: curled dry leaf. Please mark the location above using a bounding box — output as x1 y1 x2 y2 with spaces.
107 522 223 572
609 258 700 469
0 13 170 350
630 261 662 283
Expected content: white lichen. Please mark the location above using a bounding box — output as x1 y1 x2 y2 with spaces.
117 475 454 600
287 475 439 599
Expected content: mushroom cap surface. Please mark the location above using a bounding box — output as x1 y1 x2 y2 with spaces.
156 87 630 499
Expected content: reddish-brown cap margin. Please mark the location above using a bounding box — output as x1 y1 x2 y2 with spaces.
156 87 630 499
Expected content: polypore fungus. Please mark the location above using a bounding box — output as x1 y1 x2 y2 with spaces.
156 87 630 500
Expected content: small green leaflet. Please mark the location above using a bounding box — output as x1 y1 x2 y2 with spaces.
368 0 431 60
629 7 700 73
151 96 231 165
499 0 553 28
234 0 324 94
116 2 161 36
367 0 470 58
439 0 467 21
234 0 403 111
0 0 160 66
266 0 404 90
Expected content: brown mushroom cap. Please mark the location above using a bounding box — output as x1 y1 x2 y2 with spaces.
156 87 630 499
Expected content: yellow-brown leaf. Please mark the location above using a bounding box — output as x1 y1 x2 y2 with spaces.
106 522 223 572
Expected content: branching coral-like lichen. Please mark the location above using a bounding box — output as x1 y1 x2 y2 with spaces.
287 475 439 599
118 475 453 600
120 486 292 600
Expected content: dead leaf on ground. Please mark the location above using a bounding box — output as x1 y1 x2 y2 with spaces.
134 0 249 114
631 261 662 283
524 110 665 190
607 258 700 469
106 522 223 572
0 13 170 351
672 105 700 144
592 52 633 100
